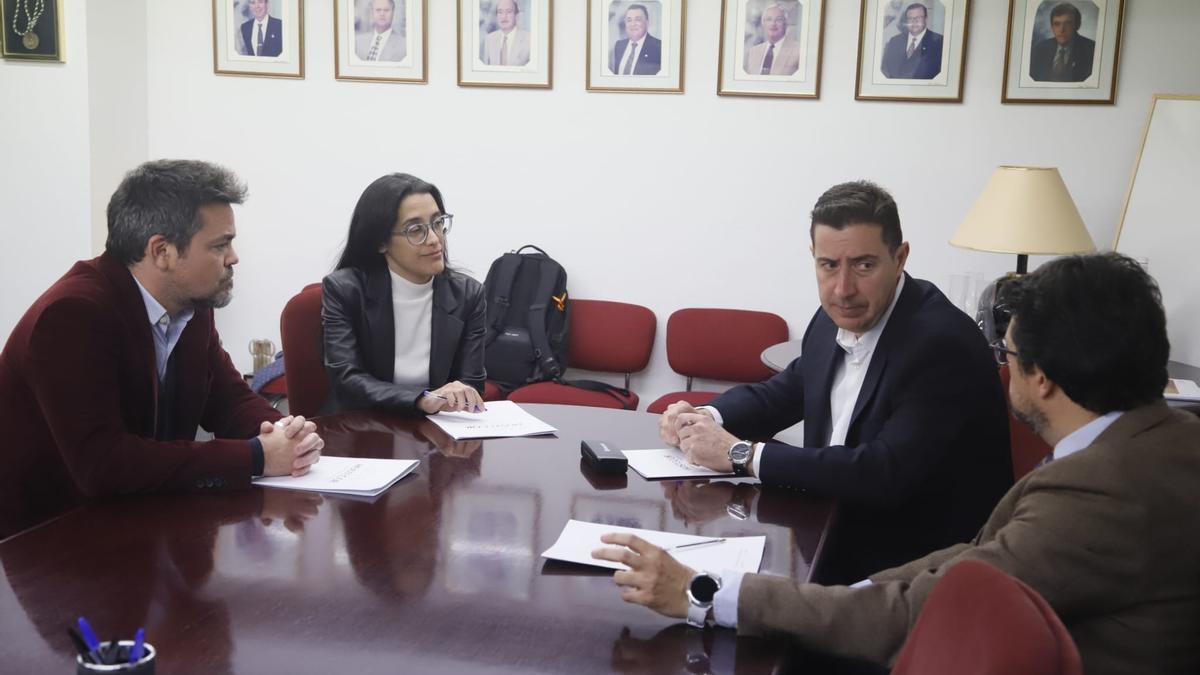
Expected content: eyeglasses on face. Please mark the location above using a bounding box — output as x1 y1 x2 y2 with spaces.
394 214 453 246
989 338 1020 366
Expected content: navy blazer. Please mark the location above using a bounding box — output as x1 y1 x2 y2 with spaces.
1029 34 1096 82
239 16 283 57
709 274 1012 583
610 34 662 75
320 265 486 415
880 29 943 79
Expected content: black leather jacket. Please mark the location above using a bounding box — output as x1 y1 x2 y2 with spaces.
320 265 486 415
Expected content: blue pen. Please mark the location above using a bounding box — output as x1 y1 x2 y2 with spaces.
129 627 145 664
76 617 102 662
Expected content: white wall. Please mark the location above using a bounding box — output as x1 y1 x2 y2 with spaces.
5 1 1198 407
0 0 93 337
87 0 149 254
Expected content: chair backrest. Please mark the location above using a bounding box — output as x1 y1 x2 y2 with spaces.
999 364 1054 479
891 560 1082 675
665 308 788 383
567 299 656 374
280 283 329 417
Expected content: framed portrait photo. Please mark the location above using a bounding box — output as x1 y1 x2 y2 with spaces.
212 0 304 78
457 0 551 88
855 0 971 102
335 0 426 83
718 0 825 98
1001 0 1124 104
587 0 686 93
1 0 63 61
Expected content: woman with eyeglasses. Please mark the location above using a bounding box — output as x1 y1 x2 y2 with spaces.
321 173 486 415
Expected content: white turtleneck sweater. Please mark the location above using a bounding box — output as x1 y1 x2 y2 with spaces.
389 268 433 389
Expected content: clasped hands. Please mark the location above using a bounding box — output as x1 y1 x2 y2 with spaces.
659 401 740 474
258 414 323 477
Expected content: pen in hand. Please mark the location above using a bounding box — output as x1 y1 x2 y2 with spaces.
423 390 484 413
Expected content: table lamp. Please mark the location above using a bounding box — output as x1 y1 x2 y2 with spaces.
951 166 1095 274
950 166 1096 337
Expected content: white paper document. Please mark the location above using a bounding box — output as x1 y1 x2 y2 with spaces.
622 448 735 480
252 455 418 497
1165 378 1200 402
427 400 557 439
541 519 766 575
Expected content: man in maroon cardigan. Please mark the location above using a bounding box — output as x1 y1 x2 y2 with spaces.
0 160 323 539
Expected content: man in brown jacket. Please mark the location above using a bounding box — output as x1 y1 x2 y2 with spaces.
595 252 1200 674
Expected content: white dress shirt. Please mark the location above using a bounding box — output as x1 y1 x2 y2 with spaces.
618 39 645 74
252 18 269 55
389 269 433 389
366 28 392 61
132 274 194 382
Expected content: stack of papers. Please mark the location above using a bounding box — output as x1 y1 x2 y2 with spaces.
1165 378 1200 402
252 455 418 497
427 400 557 439
542 519 765 575
622 448 735 480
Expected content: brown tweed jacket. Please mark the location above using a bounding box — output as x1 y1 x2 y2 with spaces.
737 401 1200 675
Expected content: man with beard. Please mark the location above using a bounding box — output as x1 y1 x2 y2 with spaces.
0 160 323 538
597 253 1200 674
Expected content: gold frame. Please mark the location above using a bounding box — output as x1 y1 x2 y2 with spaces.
853 0 972 103
1112 94 1200 249
716 0 826 99
1 0 65 62
334 0 427 84
456 0 553 89
1000 0 1125 105
586 0 686 94
212 0 305 79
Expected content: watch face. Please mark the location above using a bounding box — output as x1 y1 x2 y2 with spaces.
729 442 752 464
690 574 720 603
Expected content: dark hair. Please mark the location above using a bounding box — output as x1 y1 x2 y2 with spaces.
809 180 903 254
1049 3 1081 30
1007 252 1168 414
904 3 929 19
334 173 447 272
105 159 247 265
625 3 649 21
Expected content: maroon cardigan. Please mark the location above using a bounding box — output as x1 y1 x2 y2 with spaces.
0 253 281 538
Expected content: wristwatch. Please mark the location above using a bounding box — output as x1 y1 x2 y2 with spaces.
728 440 753 477
686 571 722 628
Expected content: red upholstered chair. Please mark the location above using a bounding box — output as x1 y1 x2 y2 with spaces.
280 283 330 417
891 560 1082 675
999 364 1053 479
506 299 656 410
645 308 788 414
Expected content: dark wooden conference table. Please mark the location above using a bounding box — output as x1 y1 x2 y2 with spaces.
0 404 835 674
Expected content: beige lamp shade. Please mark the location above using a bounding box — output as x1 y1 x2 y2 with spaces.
951 166 1096 256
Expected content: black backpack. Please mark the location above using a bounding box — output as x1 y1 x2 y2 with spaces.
483 245 570 390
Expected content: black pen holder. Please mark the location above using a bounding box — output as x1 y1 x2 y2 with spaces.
75 641 156 674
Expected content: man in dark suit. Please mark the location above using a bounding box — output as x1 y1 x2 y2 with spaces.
1029 2 1095 82
609 3 661 75
598 253 1200 675
239 0 284 57
658 181 1012 583
0 160 323 539
880 3 943 79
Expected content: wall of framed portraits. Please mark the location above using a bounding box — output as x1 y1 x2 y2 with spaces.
1 0 1199 403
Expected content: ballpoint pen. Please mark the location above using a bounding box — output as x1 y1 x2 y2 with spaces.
66 627 93 664
423 390 484 413
76 617 102 664
129 627 146 664
667 538 726 551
